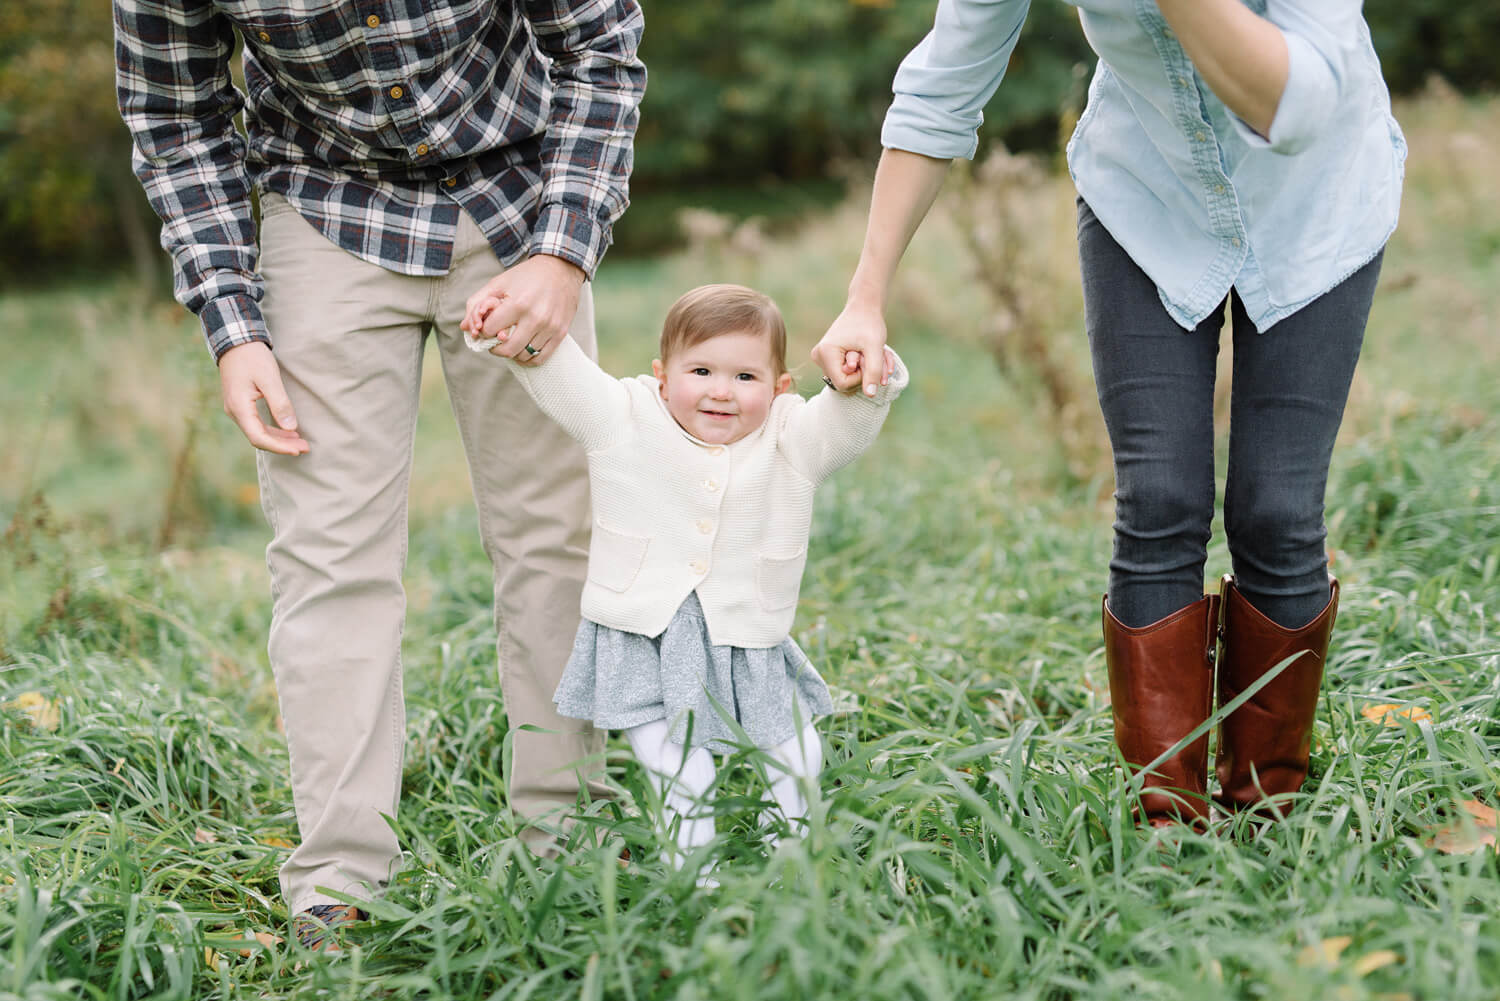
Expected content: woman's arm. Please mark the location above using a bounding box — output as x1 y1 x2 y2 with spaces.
1155 0 1288 138
812 149 949 397
1158 0 1366 151
815 0 1030 396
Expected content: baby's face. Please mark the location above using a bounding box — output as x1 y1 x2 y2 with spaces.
653 330 792 445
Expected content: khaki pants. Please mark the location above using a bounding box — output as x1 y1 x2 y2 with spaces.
255 194 605 912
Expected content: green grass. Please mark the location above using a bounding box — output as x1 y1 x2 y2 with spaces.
3 93 1500 999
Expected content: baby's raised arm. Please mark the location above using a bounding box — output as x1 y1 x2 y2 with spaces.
463 315 632 453
778 347 909 484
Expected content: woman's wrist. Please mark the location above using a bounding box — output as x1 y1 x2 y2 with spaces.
845 274 888 314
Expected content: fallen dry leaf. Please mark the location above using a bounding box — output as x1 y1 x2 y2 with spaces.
204 948 220 972
257 836 296 850
1427 799 1499 855
1298 938 1403 980
4 692 60 731
236 930 283 957
1351 950 1401 977
1298 935 1352 968
1458 799 1498 827
1361 703 1433 727
194 828 218 845
1429 824 1495 854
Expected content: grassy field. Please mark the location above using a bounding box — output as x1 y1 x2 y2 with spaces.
2 91 1498 1000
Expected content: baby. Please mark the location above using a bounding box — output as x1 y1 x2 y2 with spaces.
464 283 906 878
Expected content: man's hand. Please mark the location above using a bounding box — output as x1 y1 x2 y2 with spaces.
811 301 889 397
219 342 309 455
461 255 586 365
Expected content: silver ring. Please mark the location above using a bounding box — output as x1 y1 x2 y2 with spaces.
524 345 540 356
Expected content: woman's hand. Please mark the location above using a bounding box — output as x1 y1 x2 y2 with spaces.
812 301 889 396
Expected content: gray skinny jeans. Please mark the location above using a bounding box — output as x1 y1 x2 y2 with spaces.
1078 198 1382 630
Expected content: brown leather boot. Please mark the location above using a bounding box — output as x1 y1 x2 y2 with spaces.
1103 594 1219 828
1214 575 1339 818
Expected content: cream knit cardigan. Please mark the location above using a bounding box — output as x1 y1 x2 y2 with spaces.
503 336 908 648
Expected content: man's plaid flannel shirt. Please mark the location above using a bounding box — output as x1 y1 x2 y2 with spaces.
114 0 646 361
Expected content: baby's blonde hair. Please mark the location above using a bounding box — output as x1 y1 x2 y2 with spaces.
659 284 789 376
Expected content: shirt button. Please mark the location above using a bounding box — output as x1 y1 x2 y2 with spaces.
365 14 380 28
257 30 271 42
690 560 707 575
416 143 430 156
697 520 713 535
704 479 719 492
444 177 458 188
389 85 404 100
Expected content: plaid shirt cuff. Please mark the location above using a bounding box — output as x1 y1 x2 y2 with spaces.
201 293 271 364
530 203 611 279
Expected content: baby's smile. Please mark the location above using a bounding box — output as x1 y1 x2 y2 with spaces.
654 329 791 445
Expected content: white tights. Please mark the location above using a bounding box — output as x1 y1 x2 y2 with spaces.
623 719 823 867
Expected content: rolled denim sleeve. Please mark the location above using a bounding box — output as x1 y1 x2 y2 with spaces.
1230 0 1364 156
114 0 266 362
524 0 647 278
881 0 1032 160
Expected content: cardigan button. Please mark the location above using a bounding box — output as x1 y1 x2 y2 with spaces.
704 479 719 492
709 446 724 456
697 520 713 535
689 560 707 575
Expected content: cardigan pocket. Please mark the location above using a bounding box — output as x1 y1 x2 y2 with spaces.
587 522 649 594
755 549 807 613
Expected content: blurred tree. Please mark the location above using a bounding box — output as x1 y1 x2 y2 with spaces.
634 0 1092 188
0 0 157 288
1364 0 1500 95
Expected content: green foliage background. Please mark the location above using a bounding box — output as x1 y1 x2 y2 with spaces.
0 0 1497 278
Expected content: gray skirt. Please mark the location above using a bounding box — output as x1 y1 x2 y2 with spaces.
553 591 832 753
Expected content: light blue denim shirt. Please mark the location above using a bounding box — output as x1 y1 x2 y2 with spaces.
882 0 1406 331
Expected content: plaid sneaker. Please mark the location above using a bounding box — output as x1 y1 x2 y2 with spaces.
292 903 367 952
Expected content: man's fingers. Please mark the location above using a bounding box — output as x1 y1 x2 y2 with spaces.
227 393 309 456
515 326 559 365
520 335 556 365
481 298 524 341
495 322 537 360
226 397 278 454
260 371 299 432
